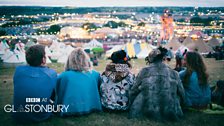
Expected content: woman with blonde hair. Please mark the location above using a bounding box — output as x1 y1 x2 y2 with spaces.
56 48 102 116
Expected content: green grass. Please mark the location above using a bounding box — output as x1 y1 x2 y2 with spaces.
0 58 224 126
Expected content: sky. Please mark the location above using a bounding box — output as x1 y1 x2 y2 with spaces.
0 0 223 7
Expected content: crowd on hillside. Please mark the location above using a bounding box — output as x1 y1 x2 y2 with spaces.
12 44 224 123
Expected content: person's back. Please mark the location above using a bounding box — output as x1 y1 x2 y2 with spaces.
130 63 184 120
101 63 134 110
13 45 57 123
129 47 184 121
179 52 211 108
56 48 102 116
179 70 211 107
56 70 102 116
100 50 134 111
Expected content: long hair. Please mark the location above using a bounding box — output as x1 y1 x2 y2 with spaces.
183 52 208 87
65 48 92 72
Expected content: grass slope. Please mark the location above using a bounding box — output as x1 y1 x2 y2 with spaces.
0 58 224 126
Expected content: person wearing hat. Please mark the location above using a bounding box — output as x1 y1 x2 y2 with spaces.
129 47 185 121
100 50 134 111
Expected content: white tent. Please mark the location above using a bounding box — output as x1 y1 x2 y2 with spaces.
3 42 26 63
0 40 10 58
106 45 125 57
137 45 153 59
58 45 74 63
83 39 103 49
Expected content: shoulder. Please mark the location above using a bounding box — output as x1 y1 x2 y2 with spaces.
179 69 186 76
168 68 179 78
42 67 57 78
90 70 100 75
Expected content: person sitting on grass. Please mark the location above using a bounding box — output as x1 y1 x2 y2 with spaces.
13 44 57 123
56 48 102 116
179 52 211 109
129 47 185 121
100 50 134 111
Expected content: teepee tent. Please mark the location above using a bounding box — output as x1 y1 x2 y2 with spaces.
207 37 220 48
165 36 182 51
182 36 194 46
186 38 213 54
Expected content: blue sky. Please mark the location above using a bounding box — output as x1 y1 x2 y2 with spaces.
0 0 223 7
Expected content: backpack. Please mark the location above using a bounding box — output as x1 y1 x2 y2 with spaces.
211 80 224 107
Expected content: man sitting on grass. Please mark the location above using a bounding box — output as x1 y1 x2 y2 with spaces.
13 45 57 123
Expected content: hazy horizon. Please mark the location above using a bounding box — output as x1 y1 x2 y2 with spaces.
0 0 223 7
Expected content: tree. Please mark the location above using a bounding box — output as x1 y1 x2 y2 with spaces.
104 21 118 28
82 23 97 31
117 21 128 27
47 25 61 33
137 22 146 27
0 29 7 36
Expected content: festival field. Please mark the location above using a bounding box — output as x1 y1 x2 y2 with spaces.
0 58 224 126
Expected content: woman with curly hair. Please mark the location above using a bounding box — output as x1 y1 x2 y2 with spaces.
129 47 185 121
179 52 211 109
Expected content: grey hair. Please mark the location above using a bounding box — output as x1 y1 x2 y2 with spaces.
65 47 92 72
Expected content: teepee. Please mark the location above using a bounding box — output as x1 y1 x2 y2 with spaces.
165 36 182 51
186 38 213 54
207 37 220 48
182 36 194 46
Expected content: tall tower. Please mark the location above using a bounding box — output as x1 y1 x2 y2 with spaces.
160 9 174 42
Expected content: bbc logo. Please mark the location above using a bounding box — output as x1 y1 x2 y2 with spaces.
26 98 41 103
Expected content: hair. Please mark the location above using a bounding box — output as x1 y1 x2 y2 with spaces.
183 52 209 87
111 50 132 68
26 44 45 66
146 46 168 64
65 47 92 72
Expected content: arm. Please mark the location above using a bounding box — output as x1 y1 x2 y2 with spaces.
176 73 185 106
129 69 145 104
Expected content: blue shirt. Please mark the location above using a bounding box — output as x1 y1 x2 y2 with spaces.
13 65 57 123
56 70 102 116
179 70 211 107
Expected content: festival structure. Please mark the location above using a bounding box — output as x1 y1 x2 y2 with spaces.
160 9 174 43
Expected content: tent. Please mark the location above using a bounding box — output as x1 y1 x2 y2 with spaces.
207 37 220 48
186 38 213 54
3 42 26 63
105 45 124 57
58 45 74 63
83 39 103 49
0 40 10 58
164 36 182 51
136 45 153 59
25 40 35 50
182 36 194 46
125 42 136 57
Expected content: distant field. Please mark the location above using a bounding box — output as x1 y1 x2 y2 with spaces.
0 58 224 126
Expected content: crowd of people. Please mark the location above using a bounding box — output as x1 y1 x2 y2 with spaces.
12 44 222 123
